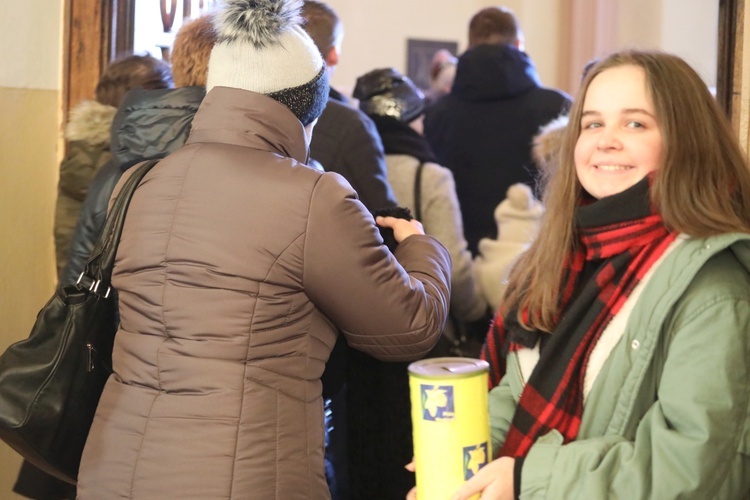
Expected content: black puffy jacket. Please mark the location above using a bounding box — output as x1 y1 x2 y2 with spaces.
63 86 206 285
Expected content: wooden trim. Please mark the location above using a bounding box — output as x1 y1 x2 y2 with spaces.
63 0 109 117
62 0 72 126
62 0 131 149
113 0 136 58
717 0 736 117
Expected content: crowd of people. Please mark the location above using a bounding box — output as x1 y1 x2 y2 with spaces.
15 0 750 499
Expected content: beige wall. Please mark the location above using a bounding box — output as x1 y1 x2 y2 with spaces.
0 1 62 497
324 0 565 96
324 0 718 98
617 0 718 88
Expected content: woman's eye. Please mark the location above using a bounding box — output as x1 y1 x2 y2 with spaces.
582 121 602 130
626 121 644 128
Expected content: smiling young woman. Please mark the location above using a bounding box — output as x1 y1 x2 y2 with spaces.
447 50 750 500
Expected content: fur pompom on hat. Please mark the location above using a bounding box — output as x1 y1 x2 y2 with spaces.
494 183 544 241
207 0 329 125
171 14 217 87
353 68 425 123
474 183 543 310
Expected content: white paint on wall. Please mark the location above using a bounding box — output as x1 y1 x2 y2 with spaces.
320 0 718 97
616 0 717 88
0 0 62 90
324 0 494 96
660 0 718 88
616 0 663 51
516 0 563 87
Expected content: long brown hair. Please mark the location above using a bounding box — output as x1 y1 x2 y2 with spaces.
503 50 750 332
95 55 173 108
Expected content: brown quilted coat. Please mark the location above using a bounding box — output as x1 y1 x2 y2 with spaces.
76 87 451 499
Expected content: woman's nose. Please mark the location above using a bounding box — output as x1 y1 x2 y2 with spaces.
596 127 621 150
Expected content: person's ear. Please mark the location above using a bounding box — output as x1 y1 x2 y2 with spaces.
325 46 339 68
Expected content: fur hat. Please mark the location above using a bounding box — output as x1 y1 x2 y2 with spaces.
172 14 217 87
207 0 329 125
353 68 425 123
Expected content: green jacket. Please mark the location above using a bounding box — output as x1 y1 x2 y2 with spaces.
490 233 750 499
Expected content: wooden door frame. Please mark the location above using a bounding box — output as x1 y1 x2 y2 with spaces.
62 0 134 121
717 0 744 129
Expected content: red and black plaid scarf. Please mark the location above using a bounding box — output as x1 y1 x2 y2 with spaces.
480 178 676 458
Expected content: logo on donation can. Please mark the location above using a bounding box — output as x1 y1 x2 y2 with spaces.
420 384 454 420
463 442 489 480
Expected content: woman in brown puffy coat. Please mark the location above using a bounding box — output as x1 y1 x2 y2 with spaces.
76 1 451 498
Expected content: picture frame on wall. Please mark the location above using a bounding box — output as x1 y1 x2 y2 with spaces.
407 38 458 91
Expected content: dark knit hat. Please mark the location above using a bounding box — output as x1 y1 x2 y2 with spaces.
353 68 425 123
207 0 329 125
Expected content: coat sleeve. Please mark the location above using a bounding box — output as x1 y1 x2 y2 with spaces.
518 294 750 499
489 372 517 457
303 173 451 362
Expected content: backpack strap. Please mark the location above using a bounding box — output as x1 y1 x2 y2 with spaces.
414 162 425 221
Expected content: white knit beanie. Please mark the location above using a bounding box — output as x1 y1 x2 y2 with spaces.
207 0 329 125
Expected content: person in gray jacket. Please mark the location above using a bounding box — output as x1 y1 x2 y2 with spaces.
433 51 750 500
352 67 489 499
76 1 450 498
354 68 488 347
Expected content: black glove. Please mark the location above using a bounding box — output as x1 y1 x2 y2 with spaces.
372 206 414 251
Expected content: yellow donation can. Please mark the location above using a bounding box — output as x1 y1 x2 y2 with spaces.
408 357 491 500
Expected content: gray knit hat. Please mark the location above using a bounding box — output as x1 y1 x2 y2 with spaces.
207 0 329 125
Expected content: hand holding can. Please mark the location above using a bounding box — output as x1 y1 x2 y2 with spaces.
408 358 491 500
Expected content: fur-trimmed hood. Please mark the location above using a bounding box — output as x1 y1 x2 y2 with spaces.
532 115 569 172
64 100 117 144
111 86 205 169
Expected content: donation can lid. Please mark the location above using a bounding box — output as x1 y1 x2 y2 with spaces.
408 357 489 380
